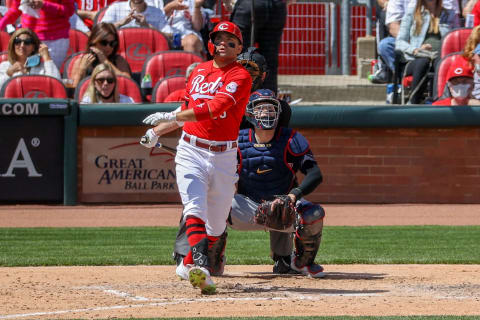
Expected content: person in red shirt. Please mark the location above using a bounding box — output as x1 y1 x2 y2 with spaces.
140 21 252 295
75 0 117 29
163 61 200 102
433 56 474 106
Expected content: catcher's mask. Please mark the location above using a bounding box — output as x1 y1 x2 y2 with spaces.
246 89 282 130
237 47 268 92
208 21 243 56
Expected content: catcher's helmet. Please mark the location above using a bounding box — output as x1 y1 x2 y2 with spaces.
208 21 243 56
237 47 268 91
246 89 282 130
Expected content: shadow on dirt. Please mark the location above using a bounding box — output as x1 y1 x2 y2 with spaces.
226 271 386 281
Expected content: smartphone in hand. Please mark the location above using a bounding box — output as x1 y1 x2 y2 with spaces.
24 54 40 68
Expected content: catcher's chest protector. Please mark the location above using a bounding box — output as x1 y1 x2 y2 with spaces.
237 128 295 202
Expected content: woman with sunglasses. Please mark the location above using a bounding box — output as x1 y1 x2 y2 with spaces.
71 22 131 87
0 28 60 90
81 63 134 103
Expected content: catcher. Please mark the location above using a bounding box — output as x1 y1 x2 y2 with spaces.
229 89 325 277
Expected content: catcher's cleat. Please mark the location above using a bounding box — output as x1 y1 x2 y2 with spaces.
290 256 326 278
273 255 297 274
189 266 216 294
175 259 192 281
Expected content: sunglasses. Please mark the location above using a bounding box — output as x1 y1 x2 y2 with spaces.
95 77 115 84
14 37 34 46
213 40 236 48
98 39 118 47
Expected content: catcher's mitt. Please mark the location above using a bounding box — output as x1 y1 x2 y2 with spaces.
254 195 296 230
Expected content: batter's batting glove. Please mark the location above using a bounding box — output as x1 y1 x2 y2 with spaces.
143 111 177 125
140 128 159 148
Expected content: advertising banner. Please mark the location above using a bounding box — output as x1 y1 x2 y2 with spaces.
0 117 64 202
82 137 178 199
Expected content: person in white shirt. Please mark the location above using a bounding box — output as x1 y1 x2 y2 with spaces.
100 0 171 33
146 0 206 56
80 62 135 103
0 28 61 90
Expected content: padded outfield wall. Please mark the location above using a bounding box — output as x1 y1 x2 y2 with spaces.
2 99 480 204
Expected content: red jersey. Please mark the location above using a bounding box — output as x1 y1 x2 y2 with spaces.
181 60 252 141
432 98 453 106
164 88 186 102
76 0 116 28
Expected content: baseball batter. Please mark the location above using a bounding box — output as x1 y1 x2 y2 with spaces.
141 21 252 294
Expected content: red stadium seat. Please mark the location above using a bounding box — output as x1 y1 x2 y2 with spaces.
0 75 68 98
75 75 143 103
116 27 170 75
441 28 472 59
66 29 89 58
61 52 85 79
151 75 186 103
0 51 8 63
0 31 10 52
141 50 204 89
433 52 464 99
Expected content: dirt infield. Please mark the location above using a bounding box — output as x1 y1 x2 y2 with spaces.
0 204 479 319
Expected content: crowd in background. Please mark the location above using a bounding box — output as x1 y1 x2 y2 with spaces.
372 0 480 105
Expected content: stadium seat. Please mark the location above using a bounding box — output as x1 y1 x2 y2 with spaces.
74 75 143 103
116 27 170 81
141 50 204 89
151 75 186 103
0 31 10 52
0 51 8 63
0 75 68 98
66 29 89 58
440 28 472 59
61 52 85 79
433 52 464 100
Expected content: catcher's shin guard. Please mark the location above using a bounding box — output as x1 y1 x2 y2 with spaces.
208 230 227 276
173 217 190 265
293 202 325 267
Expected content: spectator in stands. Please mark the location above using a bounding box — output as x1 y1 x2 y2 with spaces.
75 0 117 30
0 28 61 89
0 0 75 69
396 0 456 104
81 62 134 103
163 61 200 102
100 0 170 32
224 0 291 94
151 0 206 56
433 55 474 105
370 0 415 84
71 22 131 87
462 26 480 97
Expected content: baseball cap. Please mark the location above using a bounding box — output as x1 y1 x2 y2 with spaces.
446 56 474 81
474 44 480 55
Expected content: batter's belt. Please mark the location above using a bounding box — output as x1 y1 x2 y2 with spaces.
183 134 237 152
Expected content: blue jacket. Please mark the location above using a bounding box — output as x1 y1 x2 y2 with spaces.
396 6 456 61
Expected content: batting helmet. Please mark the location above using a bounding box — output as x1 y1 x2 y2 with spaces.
208 21 243 56
246 89 282 130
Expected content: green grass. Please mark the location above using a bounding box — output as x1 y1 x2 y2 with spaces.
0 226 479 266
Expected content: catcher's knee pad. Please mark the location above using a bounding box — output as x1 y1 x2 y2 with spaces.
208 230 227 276
294 203 325 267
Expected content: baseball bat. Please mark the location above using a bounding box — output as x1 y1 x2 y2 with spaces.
140 135 177 155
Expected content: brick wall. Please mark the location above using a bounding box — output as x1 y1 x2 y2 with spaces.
78 126 480 204
301 127 480 204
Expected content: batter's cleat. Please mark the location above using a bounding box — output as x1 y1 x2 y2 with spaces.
189 266 216 294
175 259 192 281
290 256 326 278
